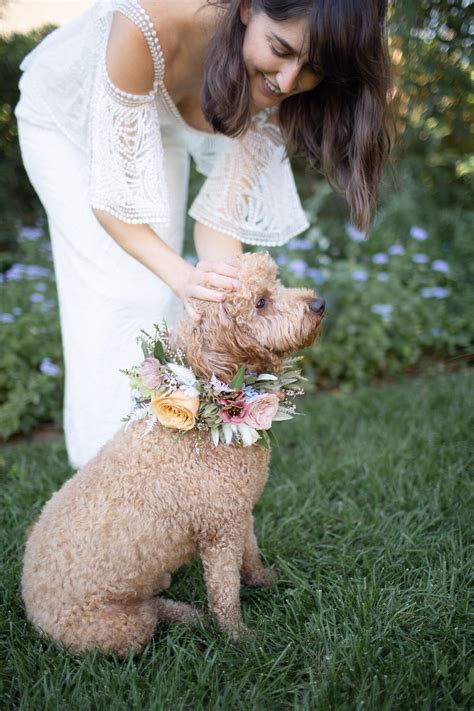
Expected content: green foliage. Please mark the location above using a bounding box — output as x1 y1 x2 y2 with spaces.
0 26 54 253
0 224 63 439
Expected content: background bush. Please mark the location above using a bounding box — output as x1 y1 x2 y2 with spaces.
0 0 472 438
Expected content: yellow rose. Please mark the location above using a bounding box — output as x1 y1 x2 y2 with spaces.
150 390 200 431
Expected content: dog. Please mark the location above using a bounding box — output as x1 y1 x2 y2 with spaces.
22 252 325 656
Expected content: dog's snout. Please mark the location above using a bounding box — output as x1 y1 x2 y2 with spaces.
309 297 326 316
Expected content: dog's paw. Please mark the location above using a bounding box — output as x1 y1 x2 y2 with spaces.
241 566 280 588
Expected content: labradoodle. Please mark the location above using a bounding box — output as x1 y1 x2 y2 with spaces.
22 251 325 656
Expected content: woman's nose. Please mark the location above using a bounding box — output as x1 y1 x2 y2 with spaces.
276 61 301 94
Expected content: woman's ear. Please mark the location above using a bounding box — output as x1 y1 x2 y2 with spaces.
239 0 252 26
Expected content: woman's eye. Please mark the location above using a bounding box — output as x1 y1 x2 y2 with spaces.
256 298 267 309
270 45 288 58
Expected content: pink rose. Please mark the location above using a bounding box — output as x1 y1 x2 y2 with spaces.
218 390 249 424
139 357 163 389
244 393 280 430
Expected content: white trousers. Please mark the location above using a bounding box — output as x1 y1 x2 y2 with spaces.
18 119 189 469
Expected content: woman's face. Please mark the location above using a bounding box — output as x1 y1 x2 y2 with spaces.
240 3 323 110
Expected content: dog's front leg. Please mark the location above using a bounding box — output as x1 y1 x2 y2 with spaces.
241 513 280 588
199 539 248 641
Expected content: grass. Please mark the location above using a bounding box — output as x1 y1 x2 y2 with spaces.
1 371 473 710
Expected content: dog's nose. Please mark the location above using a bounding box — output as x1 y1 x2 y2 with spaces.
309 297 325 315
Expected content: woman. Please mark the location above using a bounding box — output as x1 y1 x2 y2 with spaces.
15 0 394 468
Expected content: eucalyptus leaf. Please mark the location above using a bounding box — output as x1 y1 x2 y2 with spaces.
229 365 245 389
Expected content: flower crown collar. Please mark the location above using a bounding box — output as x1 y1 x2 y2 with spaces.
123 323 307 449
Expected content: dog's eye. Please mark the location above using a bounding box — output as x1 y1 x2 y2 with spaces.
256 298 267 309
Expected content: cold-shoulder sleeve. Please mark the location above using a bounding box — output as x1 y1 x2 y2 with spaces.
89 1 169 225
188 111 309 246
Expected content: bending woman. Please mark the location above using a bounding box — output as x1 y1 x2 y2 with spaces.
15 0 394 468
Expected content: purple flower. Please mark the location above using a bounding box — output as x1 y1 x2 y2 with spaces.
1 313 14 323
345 223 365 242
371 304 393 321
35 282 47 292
352 269 368 282
5 264 25 281
432 260 450 273
377 272 389 282
288 259 307 278
39 358 60 377
30 293 45 303
412 253 429 264
307 267 326 284
276 254 288 266
388 244 405 256
40 299 56 313
287 238 312 250
25 265 50 279
19 226 44 241
13 307 22 316
0 274 4 284
410 226 428 241
372 253 388 265
421 287 450 299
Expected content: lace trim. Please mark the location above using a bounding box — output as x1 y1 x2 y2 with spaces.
189 113 309 245
89 60 169 225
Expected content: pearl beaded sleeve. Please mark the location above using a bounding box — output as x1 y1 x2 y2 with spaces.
89 0 169 224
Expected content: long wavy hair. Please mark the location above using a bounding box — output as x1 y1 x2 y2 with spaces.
201 0 396 235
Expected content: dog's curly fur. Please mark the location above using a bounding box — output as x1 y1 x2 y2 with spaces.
22 252 324 657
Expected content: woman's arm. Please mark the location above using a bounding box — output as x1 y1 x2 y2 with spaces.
194 221 243 262
93 209 241 311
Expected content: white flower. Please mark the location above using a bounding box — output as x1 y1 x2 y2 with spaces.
237 423 260 446
432 260 450 273
209 373 228 393
166 362 197 386
410 226 428 241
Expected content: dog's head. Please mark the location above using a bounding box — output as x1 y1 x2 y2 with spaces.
173 252 325 383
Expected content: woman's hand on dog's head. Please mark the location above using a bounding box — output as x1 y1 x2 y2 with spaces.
180 259 241 319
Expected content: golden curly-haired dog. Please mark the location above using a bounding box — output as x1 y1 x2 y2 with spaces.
22 252 325 656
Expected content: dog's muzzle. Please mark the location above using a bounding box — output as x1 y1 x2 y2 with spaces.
309 297 326 316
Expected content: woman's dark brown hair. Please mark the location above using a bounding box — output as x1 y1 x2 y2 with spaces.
201 0 396 235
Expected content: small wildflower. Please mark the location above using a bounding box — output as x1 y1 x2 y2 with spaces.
40 300 56 313
345 223 365 242
410 226 428 241
307 267 325 284
372 253 388 265
287 238 312 250
35 282 47 292
412 253 429 264
288 259 307 278
30 293 45 303
19 226 44 241
377 272 389 282
276 254 288 266
0 313 14 323
39 358 60 377
352 269 368 282
431 327 441 337
371 304 393 322
432 260 450 273
388 244 405 256
13 307 22 316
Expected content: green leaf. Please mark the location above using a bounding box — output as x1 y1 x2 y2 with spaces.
153 339 166 363
229 365 245 389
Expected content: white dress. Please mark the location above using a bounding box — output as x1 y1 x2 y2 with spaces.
15 0 309 469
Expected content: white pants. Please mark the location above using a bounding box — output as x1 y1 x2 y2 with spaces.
18 119 189 469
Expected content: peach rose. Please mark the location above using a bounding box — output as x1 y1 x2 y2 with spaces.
150 390 200 431
243 393 280 430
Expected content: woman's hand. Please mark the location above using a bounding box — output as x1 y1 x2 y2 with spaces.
177 259 241 318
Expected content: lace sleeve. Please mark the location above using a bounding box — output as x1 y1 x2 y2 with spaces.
188 112 309 246
89 64 169 225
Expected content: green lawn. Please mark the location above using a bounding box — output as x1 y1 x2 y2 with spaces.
1 372 472 710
